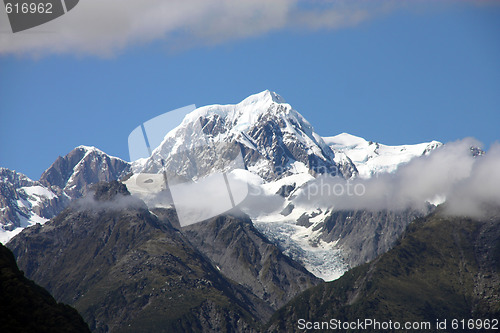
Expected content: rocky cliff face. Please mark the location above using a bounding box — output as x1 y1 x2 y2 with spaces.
0 168 64 235
182 213 321 310
0 243 90 333
40 146 131 199
1 147 131 244
0 168 38 230
318 208 431 267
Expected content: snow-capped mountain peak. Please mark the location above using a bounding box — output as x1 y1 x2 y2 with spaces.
134 90 347 181
324 133 443 178
240 89 286 105
0 168 60 243
0 146 132 244
74 145 106 156
179 90 292 136
325 132 369 150
40 146 131 198
75 145 130 164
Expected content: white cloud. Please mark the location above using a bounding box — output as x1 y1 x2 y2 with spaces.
296 138 500 218
0 0 401 56
1 1 497 56
445 142 500 218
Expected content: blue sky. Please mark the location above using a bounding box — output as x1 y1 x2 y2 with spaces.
1 1 499 180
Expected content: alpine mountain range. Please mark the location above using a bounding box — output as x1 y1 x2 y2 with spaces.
1 90 498 332
0 90 443 278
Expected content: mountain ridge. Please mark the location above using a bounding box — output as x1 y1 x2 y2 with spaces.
7 181 321 332
0 146 131 243
324 132 443 178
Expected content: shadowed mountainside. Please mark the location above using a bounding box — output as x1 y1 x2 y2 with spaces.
182 213 321 310
8 182 267 332
267 208 500 332
0 243 90 333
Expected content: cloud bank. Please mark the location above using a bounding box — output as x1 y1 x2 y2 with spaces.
0 0 455 56
74 191 147 212
445 142 500 218
297 138 500 218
